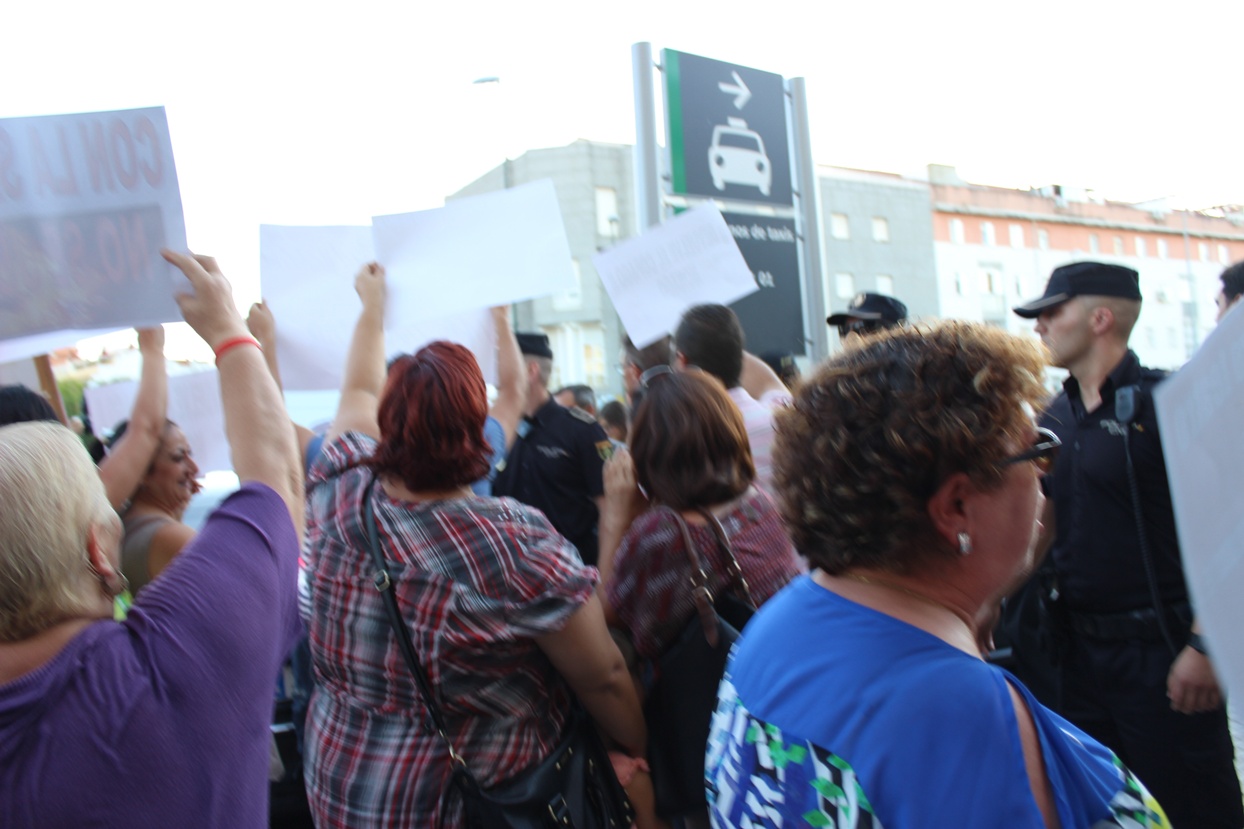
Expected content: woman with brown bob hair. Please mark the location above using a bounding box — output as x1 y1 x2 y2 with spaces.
599 368 802 666
301 265 647 829
705 321 1172 828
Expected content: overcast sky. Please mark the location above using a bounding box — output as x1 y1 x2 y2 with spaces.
5 0 1240 357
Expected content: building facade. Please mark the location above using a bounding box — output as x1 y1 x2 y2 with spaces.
818 166 939 347
450 144 1244 387
929 165 1244 369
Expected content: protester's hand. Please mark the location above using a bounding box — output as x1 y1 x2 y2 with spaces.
162 250 248 350
603 448 646 522
490 305 512 326
355 262 386 311
1168 646 1224 714
136 326 165 354
246 301 277 345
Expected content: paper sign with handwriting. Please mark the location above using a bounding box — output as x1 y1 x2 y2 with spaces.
259 224 496 391
371 179 576 320
1154 306 1244 709
0 107 186 354
592 203 758 348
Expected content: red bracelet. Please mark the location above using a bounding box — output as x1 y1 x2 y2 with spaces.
213 336 261 365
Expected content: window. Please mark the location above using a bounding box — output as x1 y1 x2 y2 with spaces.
830 213 850 240
1088 233 1100 253
551 260 583 310
835 272 855 298
981 222 996 246
1167 328 1177 348
871 217 890 242
1156 238 1168 259
983 271 1000 295
1114 236 1125 255
876 274 894 295
1009 224 1024 248
950 218 965 244
1199 242 1210 261
594 187 619 238
1038 229 1050 250
1220 244 1231 263
955 272 965 295
1135 237 1146 257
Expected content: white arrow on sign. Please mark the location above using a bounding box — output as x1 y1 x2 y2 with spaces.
718 71 751 110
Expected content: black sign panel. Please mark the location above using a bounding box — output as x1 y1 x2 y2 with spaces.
665 49 792 207
723 212 805 356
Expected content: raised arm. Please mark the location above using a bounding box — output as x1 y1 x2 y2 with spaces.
162 250 304 542
596 448 647 624
247 300 318 461
489 305 526 449
99 327 167 510
326 263 387 443
740 351 789 399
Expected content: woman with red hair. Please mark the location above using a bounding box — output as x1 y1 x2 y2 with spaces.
301 264 646 829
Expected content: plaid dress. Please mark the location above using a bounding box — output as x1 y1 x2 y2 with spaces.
606 488 803 663
302 433 596 828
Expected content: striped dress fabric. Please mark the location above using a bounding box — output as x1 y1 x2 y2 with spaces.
302 432 597 828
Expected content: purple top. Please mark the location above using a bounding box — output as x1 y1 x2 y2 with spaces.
0 483 301 829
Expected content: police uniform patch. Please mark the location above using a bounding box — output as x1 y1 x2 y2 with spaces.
596 440 615 461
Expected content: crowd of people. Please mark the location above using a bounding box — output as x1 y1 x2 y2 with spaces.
1 254 1241 829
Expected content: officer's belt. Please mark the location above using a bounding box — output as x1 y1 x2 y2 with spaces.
1066 602 1190 642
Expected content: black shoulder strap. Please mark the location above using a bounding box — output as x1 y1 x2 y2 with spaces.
361 475 470 771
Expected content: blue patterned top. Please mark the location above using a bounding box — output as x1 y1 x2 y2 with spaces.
706 575 1169 828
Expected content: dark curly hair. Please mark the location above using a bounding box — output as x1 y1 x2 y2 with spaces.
773 320 1048 574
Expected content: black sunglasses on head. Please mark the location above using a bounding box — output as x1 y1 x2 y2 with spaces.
639 364 675 389
1001 427 1061 475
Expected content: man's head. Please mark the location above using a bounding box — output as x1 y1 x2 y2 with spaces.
516 331 554 394
620 335 672 400
826 293 908 343
553 383 597 416
1013 262 1142 369
1216 261 1244 324
672 304 745 388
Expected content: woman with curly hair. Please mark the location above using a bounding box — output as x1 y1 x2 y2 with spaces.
706 321 1171 828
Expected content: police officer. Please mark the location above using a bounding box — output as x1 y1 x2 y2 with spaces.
826 292 908 343
1013 261 1242 829
492 333 612 566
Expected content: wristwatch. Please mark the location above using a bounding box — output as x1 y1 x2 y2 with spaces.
1186 632 1209 655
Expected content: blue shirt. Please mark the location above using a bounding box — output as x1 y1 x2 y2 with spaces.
706 575 1170 828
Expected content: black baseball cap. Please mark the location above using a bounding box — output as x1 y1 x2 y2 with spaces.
827 292 908 327
1013 262 1142 319
515 332 554 359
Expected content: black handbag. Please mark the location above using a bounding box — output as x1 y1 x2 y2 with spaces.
361 477 635 829
643 507 756 818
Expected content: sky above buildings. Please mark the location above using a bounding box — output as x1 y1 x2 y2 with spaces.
5 0 1241 358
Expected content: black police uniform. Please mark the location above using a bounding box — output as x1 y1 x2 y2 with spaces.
1040 349 1242 828
492 397 612 566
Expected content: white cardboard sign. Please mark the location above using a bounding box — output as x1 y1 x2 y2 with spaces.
0 107 187 358
259 224 496 391
592 203 759 348
371 179 576 320
1153 305 1244 709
